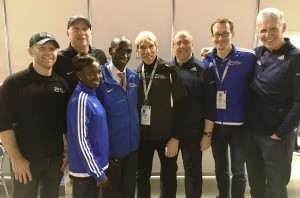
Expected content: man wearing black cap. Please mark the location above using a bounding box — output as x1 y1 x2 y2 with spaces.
53 14 107 197
53 14 107 92
0 32 70 198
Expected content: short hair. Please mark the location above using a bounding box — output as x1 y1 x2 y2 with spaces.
135 31 158 50
173 30 193 42
256 7 285 25
110 35 131 48
73 52 99 72
210 18 234 34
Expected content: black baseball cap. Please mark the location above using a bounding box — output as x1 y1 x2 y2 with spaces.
29 32 59 48
67 15 91 29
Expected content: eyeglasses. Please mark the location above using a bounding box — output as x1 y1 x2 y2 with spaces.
174 40 192 47
212 32 231 38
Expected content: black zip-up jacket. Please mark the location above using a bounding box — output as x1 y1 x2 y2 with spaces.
136 57 187 141
171 55 216 141
245 38 300 138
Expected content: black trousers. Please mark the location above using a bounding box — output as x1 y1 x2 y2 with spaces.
137 140 178 198
102 150 138 198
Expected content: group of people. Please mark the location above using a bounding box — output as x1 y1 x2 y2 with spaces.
0 7 299 198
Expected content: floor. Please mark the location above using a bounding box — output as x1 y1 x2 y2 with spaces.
0 152 299 198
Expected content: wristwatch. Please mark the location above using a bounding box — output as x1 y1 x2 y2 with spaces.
203 132 212 137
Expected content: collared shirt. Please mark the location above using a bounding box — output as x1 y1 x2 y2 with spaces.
107 61 126 84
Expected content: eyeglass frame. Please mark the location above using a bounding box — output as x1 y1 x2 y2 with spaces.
173 40 192 47
212 32 231 38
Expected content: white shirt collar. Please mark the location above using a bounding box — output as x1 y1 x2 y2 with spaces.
107 61 126 83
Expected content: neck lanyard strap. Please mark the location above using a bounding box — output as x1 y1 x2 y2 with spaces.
142 62 158 104
213 59 231 89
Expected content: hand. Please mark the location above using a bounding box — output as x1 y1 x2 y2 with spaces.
61 148 68 171
165 138 179 158
97 176 109 188
109 156 120 166
200 135 211 151
12 157 32 184
200 48 211 57
270 133 282 140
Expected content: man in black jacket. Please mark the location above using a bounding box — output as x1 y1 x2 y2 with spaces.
245 7 300 198
53 15 107 92
171 30 215 198
53 15 107 197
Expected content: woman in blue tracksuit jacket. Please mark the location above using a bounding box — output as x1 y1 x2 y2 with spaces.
67 53 109 197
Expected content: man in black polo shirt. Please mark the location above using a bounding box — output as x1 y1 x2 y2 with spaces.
53 15 108 197
53 15 107 92
0 32 70 198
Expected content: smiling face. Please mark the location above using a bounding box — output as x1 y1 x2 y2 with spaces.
137 39 158 65
29 41 58 72
211 22 234 52
67 20 92 51
109 36 132 71
173 32 193 64
77 61 101 89
257 17 286 52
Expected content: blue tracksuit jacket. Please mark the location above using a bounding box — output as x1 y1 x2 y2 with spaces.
203 44 256 125
67 82 109 181
96 63 140 157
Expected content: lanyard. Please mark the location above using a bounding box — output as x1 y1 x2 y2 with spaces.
142 62 158 104
213 59 231 90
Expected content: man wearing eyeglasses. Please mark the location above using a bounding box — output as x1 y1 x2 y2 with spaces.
202 18 257 198
171 30 215 198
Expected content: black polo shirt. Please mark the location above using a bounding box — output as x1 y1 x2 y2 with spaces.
53 44 107 92
0 64 70 160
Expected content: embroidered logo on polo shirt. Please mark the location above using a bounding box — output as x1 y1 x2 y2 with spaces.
128 83 138 87
190 67 197 71
257 60 262 65
277 55 284 60
54 87 65 93
231 60 242 65
154 74 167 79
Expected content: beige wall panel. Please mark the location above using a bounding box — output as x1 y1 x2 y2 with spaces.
90 0 173 69
4 0 89 78
174 0 257 60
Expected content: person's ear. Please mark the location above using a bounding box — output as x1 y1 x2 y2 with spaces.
76 71 81 80
28 47 33 57
231 31 235 39
282 22 287 33
109 47 113 56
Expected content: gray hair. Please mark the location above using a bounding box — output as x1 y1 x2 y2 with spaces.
257 7 285 25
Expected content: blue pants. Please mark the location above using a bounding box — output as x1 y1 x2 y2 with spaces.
72 176 99 198
245 128 295 198
137 140 178 198
102 150 138 198
11 156 63 198
181 139 203 198
211 124 246 198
